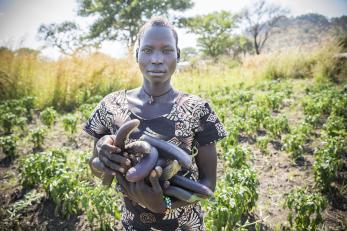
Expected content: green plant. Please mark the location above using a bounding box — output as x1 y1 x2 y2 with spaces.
40 107 57 128
0 134 19 157
256 136 270 155
322 113 346 138
285 188 326 231
47 172 86 217
263 115 289 138
248 104 270 128
263 92 285 111
79 103 97 120
282 132 306 160
81 186 121 230
62 114 79 135
21 96 36 121
29 127 46 150
1 112 25 134
282 122 312 161
205 167 258 230
224 145 250 169
7 189 45 220
20 149 67 187
313 137 344 192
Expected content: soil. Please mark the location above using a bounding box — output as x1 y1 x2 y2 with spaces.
1 91 347 230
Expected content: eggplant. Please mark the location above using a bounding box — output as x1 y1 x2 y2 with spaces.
114 119 140 149
140 134 192 169
126 147 158 182
170 175 213 197
164 186 207 203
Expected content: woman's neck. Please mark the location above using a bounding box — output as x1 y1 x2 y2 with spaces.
142 80 173 96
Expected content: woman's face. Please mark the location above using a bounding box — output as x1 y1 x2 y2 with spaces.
137 26 178 84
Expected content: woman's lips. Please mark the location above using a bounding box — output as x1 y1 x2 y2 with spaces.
147 70 167 76
147 70 166 73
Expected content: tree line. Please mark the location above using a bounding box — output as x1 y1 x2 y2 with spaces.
37 0 346 60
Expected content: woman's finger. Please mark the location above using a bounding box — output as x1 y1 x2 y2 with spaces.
116 173 129 189
91 157 116 176
100 143 121 154
154 166 162 177
106 153 131 166
99 153 125 173
149 170 162 194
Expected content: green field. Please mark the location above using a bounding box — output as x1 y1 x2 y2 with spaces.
0 41 346 230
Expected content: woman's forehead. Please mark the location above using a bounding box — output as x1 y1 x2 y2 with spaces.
140 26 176 47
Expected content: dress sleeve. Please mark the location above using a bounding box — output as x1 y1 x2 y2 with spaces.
83 98 112 140
193 102 228 147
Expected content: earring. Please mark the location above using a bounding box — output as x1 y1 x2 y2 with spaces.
177 49 180 63
135 48 139 62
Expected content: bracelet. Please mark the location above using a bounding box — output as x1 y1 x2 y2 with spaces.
163 196 172 214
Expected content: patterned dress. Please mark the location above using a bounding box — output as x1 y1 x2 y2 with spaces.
83 89 227 231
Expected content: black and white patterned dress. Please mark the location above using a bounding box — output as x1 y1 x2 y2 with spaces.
83 89 227 231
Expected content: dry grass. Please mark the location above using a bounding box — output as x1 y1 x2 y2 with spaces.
1 40 345 110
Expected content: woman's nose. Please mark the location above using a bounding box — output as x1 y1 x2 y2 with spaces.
151 51 163 64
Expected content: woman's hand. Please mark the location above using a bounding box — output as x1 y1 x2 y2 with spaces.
91 135 131 175
116 168 167 213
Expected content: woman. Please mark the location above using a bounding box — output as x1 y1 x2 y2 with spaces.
83 16 227 231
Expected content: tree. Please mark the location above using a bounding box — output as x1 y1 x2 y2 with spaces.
181 11 237 60
38 21 95 55
242 0 288 55
77 0 193 51
180 47 199 61
229 35 253 58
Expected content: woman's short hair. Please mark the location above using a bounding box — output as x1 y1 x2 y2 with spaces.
137 16 178 48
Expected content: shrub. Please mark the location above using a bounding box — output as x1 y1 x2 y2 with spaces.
256 135 270 155
40 107 57 128
62 114 79 135
285 188 326 231
224 145 250 169
79 103 97 120
206 167 258 230
21 149 67 187
0 134 19 157
21 96 36 121
0 112 26 135
313 137 344 192
322 114 346 138
263 115 289 138
29 127 46 150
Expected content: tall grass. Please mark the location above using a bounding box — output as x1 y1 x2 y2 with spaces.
174 41 345 96
0 50 140 111
242 41 345 82
1 41 345 111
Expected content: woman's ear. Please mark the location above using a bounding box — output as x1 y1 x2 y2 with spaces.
135 48 139 62
177 48 180 63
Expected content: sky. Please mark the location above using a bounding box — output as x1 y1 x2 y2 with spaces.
0 0 346 59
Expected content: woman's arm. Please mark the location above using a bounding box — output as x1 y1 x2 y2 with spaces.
170 143 217 209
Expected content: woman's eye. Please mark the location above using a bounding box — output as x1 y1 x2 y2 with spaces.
142 48 152 54
163 49 174 54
